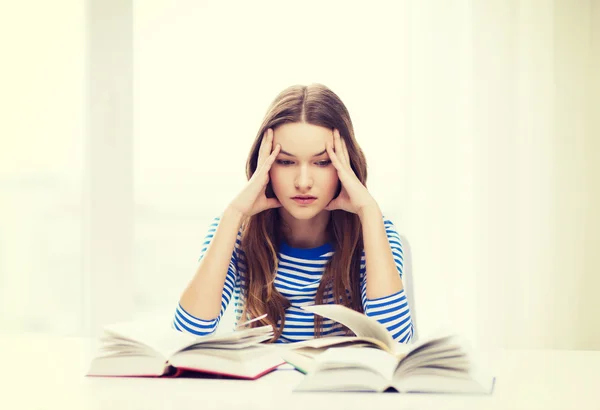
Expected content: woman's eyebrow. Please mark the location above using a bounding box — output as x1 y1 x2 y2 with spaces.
279 149 327 157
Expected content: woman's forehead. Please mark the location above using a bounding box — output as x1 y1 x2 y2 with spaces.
273 122 333 156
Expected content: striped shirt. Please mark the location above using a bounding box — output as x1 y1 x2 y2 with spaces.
173 215 413 344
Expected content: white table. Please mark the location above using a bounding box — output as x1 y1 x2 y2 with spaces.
1 334 598 410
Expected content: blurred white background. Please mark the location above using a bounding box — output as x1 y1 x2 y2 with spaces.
1 0 598 350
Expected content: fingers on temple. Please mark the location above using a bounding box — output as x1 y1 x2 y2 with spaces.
257 129 272 165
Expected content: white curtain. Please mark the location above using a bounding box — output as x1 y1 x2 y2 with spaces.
1 0 598 349
0 1 85 335
394 0 599 350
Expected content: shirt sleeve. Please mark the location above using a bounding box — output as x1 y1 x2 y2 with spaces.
360 216 414 344
172 216 241 336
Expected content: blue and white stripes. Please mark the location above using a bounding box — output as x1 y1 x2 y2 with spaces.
173 215 414 344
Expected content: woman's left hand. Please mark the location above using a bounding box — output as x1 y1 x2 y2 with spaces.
325 129 378 215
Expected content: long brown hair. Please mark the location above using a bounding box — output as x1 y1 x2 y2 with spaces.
239 83 368 342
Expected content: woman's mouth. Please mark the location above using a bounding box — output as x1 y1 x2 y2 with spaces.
292 196 317 205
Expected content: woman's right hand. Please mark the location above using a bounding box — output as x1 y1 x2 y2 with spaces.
228 128 282 217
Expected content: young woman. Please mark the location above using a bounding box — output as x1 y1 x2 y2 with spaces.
173 83 413 344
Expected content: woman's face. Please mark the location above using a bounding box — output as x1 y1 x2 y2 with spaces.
270 122 339 220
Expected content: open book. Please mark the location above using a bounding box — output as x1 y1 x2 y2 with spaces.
86 317 284 379
282 304 495 394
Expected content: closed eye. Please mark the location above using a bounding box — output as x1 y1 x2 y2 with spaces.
276 160 332 167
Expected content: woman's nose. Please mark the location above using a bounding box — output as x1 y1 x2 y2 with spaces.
295 166 313 189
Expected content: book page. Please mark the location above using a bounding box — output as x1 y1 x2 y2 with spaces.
302 304 395 351
391 333 495 394
195 326 273 345
181 333 273 351
284 335 390 351
104 320 200 359
294 368 390 392
314 347 399 381
279 349 316 374
103 320 273 359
